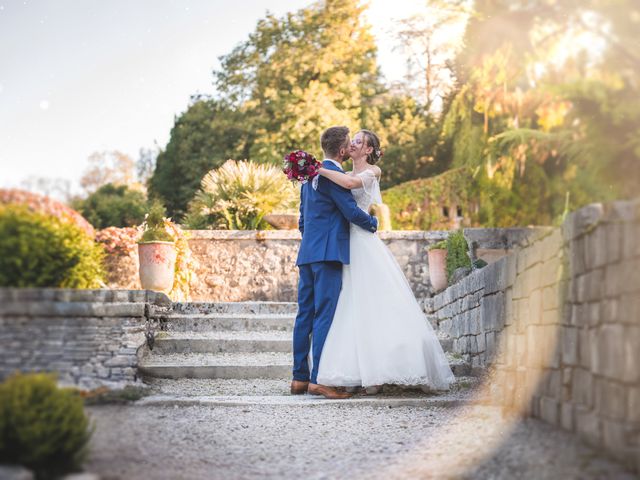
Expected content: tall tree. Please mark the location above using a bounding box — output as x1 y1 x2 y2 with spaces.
147 98 249 218
150 0 385 218
79 150 137 194
214 0 382 162
394 0 469 114
440 0 640 226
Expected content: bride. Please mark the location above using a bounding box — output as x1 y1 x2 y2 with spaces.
315 129 455 393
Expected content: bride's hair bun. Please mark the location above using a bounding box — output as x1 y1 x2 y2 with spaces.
360 129 383 165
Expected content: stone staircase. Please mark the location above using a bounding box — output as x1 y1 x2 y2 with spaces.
137 301 477 405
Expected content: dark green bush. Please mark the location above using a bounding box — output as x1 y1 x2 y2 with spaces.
0 204 105 288
0 373 93 478
73 183 148 229
446 230 471 282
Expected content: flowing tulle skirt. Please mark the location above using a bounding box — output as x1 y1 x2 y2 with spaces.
316 225 455 390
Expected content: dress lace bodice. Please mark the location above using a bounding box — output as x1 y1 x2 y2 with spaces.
351 170 382 211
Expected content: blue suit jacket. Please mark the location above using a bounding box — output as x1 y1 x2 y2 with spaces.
296 160 378 266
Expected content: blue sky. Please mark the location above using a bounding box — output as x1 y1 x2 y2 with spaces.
0 0 426 197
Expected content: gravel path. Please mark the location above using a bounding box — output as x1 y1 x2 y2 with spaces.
84 403 634 480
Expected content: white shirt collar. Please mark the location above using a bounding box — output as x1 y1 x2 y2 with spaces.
323 158 343 171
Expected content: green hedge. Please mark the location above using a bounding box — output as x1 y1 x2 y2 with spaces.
382 167 478 230
446 230 472 282
0 373 93 478
0 204 105 288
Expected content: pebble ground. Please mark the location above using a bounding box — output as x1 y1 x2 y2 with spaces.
84 401 635 480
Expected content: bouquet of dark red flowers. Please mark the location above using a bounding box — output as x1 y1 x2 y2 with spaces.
282 150 321 184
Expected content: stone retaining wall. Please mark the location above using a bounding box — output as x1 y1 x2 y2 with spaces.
0 288 171 389
426 200 640 472
107 228 539 302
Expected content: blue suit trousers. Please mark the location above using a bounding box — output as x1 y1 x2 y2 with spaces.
292 261 343 384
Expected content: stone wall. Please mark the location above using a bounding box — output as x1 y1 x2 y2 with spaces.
426 200 640 472
107 228 538 302
0 288 170 389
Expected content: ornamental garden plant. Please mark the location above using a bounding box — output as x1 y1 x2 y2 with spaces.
0 373 93 479
0 203 104 288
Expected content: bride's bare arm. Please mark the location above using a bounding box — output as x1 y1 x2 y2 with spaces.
318 167 363 189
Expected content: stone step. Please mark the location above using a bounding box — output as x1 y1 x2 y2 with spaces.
152 330 454 355
137 376 487 407
153 331 292 354
139 352 293 379
158 314 296 333
139 351 471 380
135 394 473 408
143 376 482 397
152 301 298 317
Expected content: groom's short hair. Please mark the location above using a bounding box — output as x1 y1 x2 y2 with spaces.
321 126 349 158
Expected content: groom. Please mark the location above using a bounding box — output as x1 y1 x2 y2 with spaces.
291 126 378 399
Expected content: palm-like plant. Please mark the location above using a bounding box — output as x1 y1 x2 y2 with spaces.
184 160 298 230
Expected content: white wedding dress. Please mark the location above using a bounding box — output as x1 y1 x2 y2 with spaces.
316 170 455 390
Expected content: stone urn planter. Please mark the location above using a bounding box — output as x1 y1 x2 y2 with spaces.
428 246 448 292
138 241 177 293
264 213 299 230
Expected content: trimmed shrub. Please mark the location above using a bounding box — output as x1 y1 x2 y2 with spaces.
0 188 95 237
0 204 105 288
184 160 298 230
446 230 471 282
73 183 148 229
0 373 93 478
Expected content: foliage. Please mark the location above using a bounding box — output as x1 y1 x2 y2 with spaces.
72 183 148 229
429 240 448 250
184 160 298 230
438 0 640 226
163 219 194 302
150 0 640 225
0 204 105 288
148 99 249 219
365 95 451 190
382 168 478 230
147 0 464 215
445 230 471 282
0 373 93 478
215 0 380 160
0 189 94 237
140 202 173 242
95 226 140 256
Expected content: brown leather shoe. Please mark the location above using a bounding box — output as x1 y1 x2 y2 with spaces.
308 383 352 399
290 380 309 395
